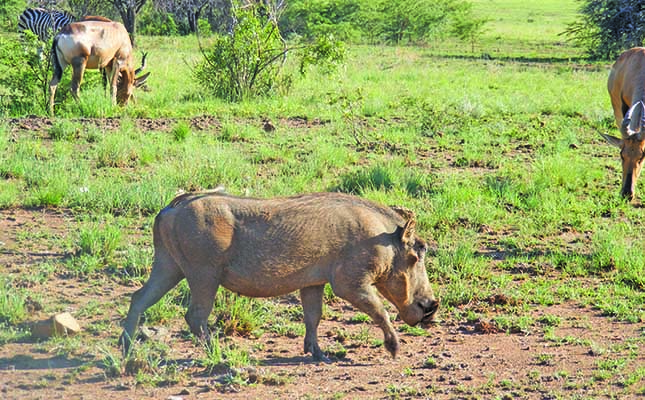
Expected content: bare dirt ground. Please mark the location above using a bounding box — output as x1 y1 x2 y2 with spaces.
1 117 644 399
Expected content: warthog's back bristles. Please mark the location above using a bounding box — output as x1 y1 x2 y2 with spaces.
168 185 227 208
389 205 415 222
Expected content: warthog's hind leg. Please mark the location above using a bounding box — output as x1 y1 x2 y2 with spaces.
300 284 327 361
120 252 183 355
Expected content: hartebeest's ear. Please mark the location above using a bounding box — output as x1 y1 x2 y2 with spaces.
600 133 623 148
134 72 150 88
622 101 645 137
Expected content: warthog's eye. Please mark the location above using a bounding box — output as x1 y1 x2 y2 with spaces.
414 239 427 255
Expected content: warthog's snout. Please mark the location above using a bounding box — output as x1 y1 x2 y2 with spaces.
418 298 439 325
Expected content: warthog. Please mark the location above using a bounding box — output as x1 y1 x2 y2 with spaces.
121 191 438 360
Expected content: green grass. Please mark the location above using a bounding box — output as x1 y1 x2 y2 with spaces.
0 277 29 325
469 0 582 58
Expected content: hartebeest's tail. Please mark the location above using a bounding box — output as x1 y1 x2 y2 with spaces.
50 36 63 82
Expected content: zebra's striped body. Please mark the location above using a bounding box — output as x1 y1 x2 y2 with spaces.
18 8 76 42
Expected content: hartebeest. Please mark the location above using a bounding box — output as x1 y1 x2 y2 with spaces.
48 18 150 115
603 47 645 201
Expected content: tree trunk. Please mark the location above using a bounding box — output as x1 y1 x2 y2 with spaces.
121 7 136 46
114 0 147 47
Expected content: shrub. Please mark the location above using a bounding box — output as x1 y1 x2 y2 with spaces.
194 1 344 102
0 33 50 116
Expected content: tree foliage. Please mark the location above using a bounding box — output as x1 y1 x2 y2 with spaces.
150 0 225 35
366 0 459 44
280 0 362 41
279 0 485 45
564 0 645 60
0 0 23 32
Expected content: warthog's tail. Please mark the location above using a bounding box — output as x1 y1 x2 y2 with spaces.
167 185 227 208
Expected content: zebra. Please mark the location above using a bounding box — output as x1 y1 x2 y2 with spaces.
18 7 76 42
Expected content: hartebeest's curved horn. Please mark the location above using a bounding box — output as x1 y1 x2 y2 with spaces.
621 101 645 138
135 51 147 76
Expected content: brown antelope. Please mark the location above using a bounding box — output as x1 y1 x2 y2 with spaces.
604 47 645 201
48 18 150 115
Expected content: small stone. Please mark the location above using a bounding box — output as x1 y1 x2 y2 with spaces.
140 326 169 341
31 312 81 339
53 312 81 336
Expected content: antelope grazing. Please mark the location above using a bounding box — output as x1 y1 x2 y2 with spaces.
604 47 645 201
48 18 150 115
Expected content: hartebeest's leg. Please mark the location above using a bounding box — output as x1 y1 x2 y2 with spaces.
300 284 326 361
120 250 184 355
70 56 88 100
108 59 120 106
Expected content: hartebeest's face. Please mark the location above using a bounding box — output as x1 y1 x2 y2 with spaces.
600 134 645 201
116 66 150 105
116 69 133 105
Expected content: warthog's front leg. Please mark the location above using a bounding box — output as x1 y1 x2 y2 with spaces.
332 280 399 358
300 284 327 361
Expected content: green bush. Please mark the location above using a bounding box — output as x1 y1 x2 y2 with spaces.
193 4 288 101
194 2 344 102
0 33 50 116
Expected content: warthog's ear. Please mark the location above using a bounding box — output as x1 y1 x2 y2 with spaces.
399 218 416 247
390 205 415 221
